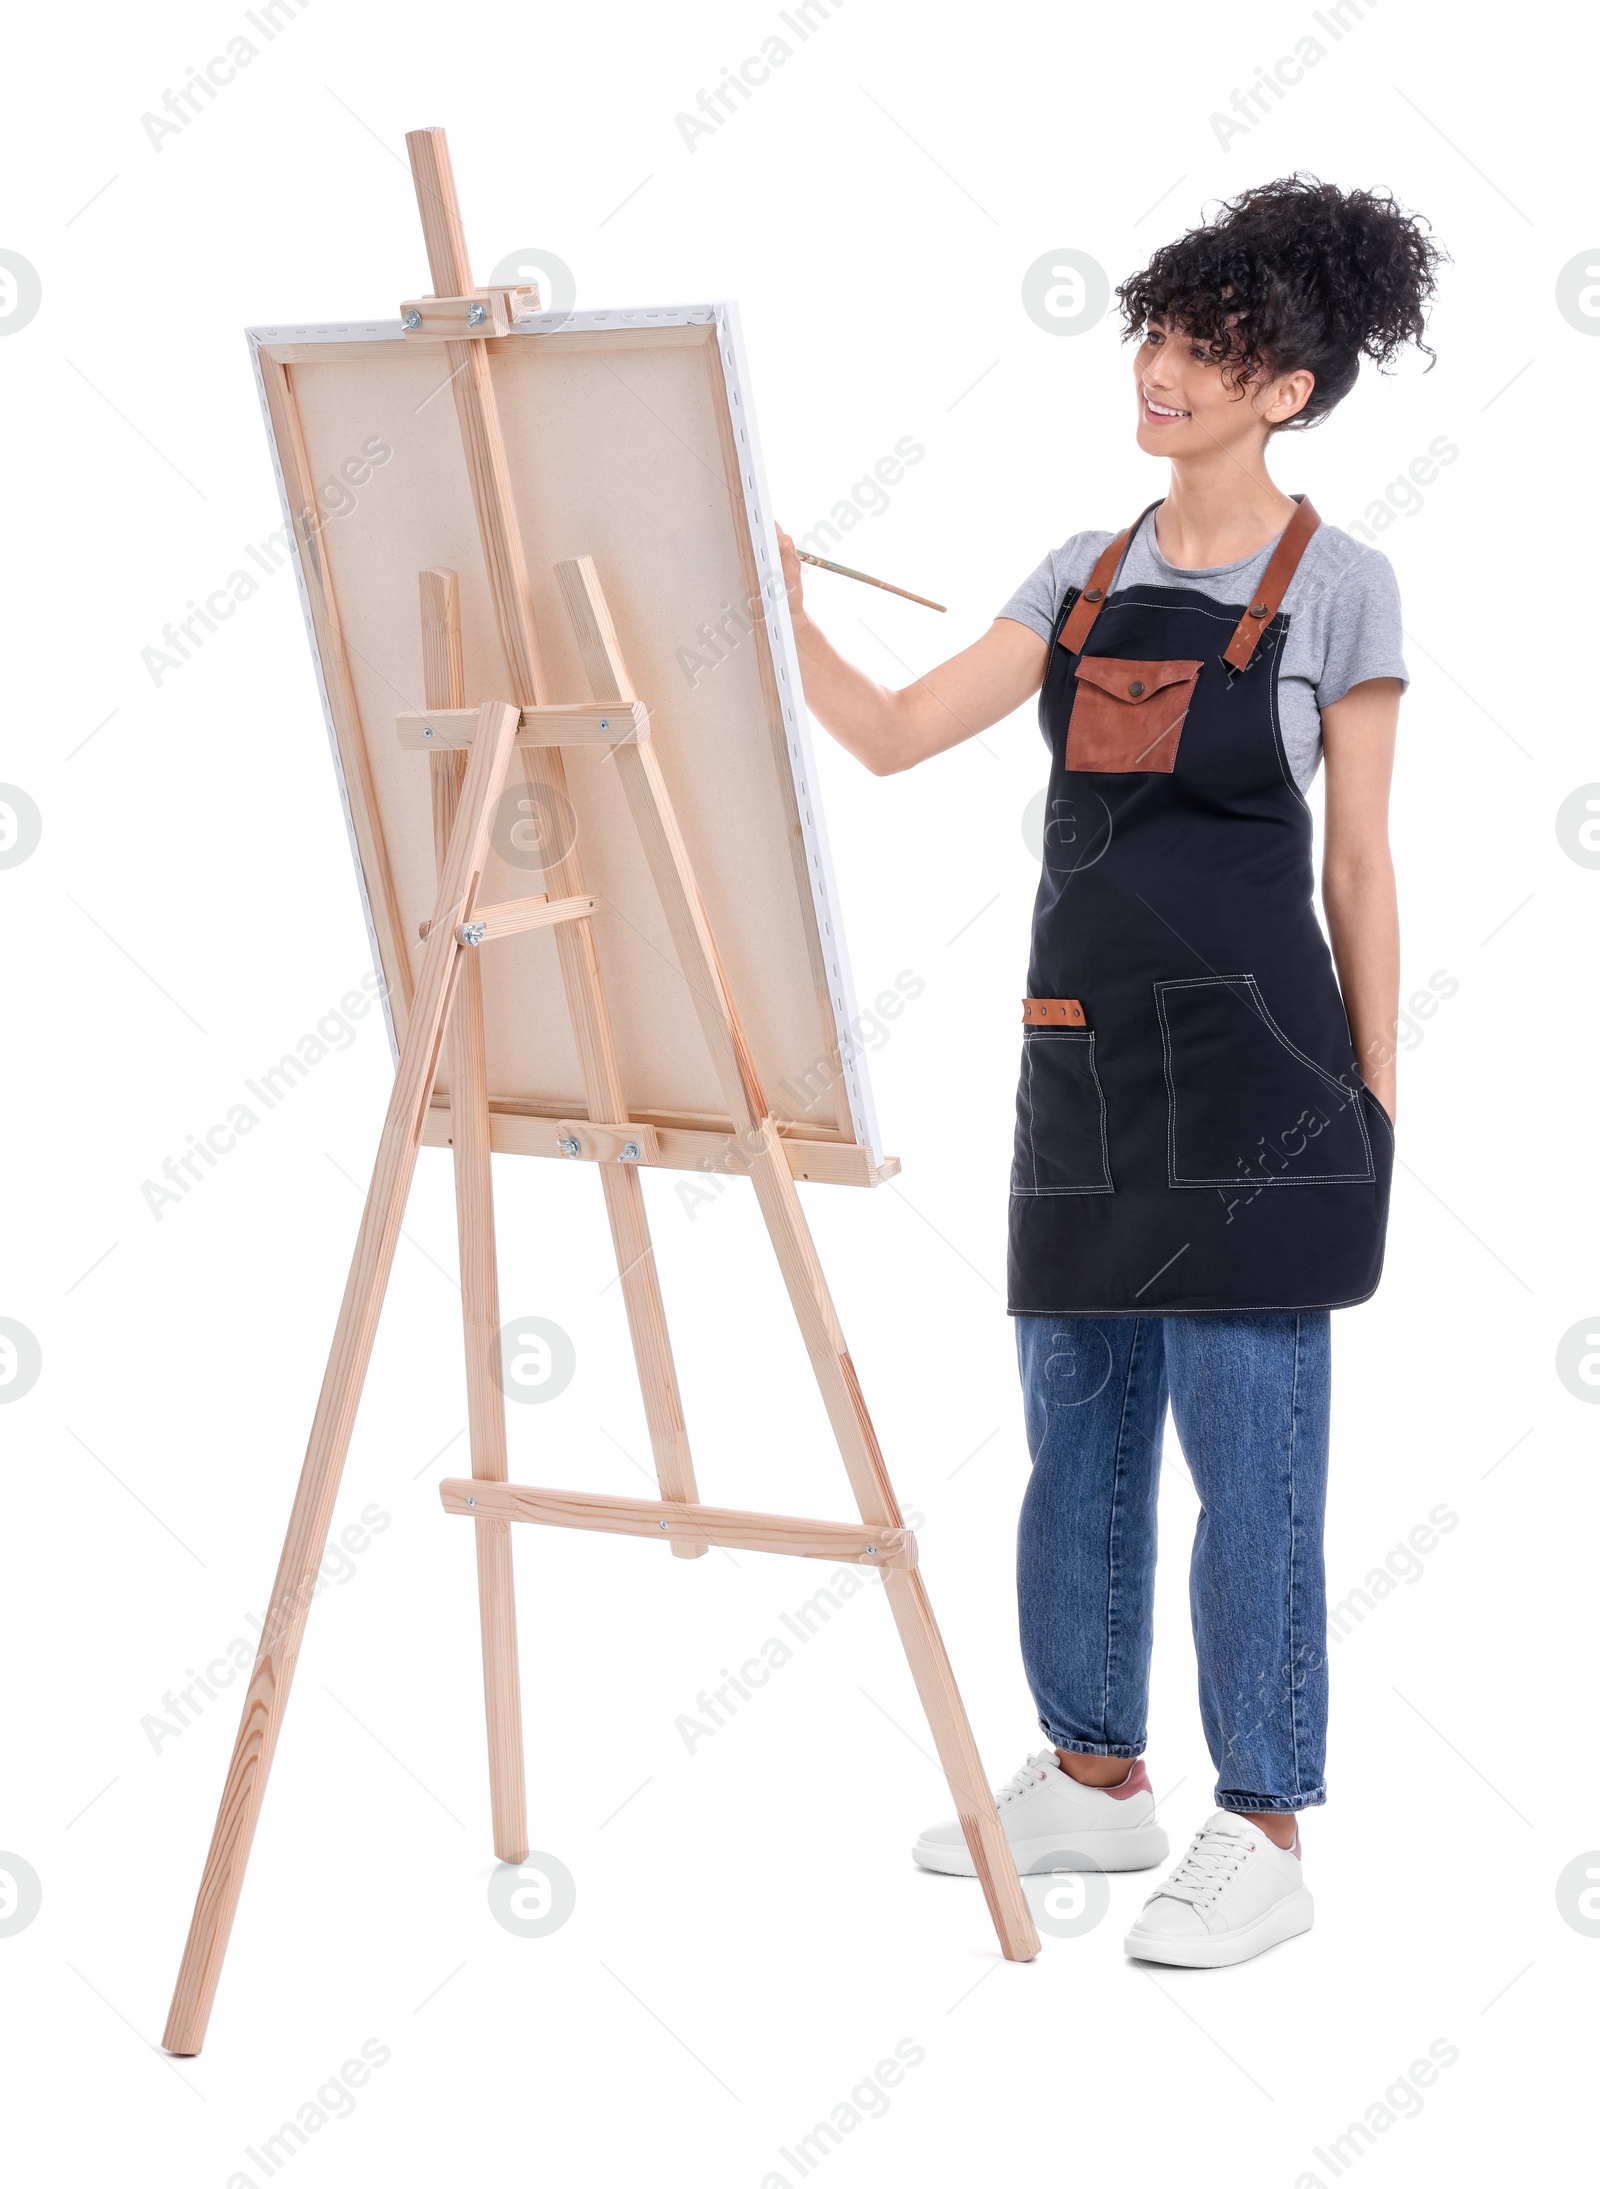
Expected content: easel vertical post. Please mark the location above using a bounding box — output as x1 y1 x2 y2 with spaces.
162 700 525 2055
404 125 703 1553
423 569 528 1863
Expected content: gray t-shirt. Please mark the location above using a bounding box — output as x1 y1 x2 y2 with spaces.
998 510 1407 790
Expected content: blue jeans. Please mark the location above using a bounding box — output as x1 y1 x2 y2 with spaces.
1015 1313 1331 1814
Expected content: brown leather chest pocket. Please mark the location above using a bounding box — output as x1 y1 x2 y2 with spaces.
1065 656 1205 774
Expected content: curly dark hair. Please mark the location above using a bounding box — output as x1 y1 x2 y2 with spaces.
1116 174 1445 430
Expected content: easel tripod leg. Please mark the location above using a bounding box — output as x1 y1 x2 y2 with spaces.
524 748 703 1555
446 879 529 1856
597 720 1040 1960
161 702 522 2055
444 879 528 1862
424 570 528 1861
552 556 1038 1963
744 1145 1040 1963
880 1569 1041 1960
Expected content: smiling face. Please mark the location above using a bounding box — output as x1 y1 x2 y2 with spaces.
1133 316 1314 461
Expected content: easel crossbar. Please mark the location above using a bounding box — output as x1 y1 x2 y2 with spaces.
418 892 596 944
438 1480 917 1568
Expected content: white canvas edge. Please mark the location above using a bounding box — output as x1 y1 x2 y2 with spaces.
705 301 882 1162
246 326 400 1066
243 303 884 1162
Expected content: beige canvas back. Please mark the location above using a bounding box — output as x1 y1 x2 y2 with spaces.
249 307 887 1181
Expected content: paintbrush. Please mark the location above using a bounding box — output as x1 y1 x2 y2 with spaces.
796 550 946 613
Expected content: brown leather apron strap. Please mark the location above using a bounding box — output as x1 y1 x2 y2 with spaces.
1057 500 1163 654
1058 495 1322 668
1023 997 1086 1026
1220 495 1321 671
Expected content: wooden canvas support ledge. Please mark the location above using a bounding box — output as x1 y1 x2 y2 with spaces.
420 1098 900 1184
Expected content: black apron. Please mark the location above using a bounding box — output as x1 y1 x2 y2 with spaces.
1009 496 1393 1316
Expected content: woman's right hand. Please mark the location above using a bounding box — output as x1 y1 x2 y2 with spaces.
774 520 1046 776
775 524 806 624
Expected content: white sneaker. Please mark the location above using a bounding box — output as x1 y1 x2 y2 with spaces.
1123 1812 1314 1967
912 1750 1169 1877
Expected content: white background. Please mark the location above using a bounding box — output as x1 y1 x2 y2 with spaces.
1 1 1594 2182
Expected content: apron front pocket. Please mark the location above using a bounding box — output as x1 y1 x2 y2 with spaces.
1066 656 1205 773
1156 976 1375 1190
1012 1029 1114 1196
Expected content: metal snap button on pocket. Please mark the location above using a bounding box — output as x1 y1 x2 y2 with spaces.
1127 679 1145 696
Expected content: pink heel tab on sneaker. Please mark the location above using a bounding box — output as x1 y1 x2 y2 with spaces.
1104 1760 1152 1802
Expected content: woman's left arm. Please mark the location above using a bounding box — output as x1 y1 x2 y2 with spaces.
1320 676 1403 1122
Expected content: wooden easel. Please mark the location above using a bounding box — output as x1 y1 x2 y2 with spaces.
162 129 1037 2054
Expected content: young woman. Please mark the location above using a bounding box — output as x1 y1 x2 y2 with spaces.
780 177 1442 1968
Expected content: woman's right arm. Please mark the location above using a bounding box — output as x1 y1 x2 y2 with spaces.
778 527 1048 776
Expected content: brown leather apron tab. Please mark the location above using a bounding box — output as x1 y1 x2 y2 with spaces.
1058 532 1130 655
1221 496 1321 671
1023 997 1086 1026
1057 499 1163 655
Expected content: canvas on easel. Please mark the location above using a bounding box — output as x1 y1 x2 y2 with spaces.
161 128 1037 2056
